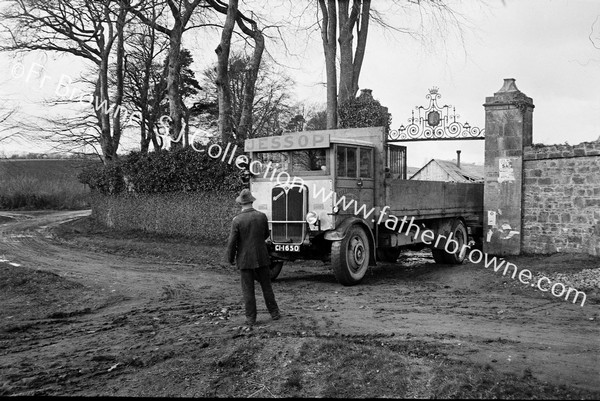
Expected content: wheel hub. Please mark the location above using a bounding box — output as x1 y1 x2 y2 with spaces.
355 244 364 262
351 237 366 265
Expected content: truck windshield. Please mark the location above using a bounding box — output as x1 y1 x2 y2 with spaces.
291 149 327 172
253 152 289 174
253 149 327 175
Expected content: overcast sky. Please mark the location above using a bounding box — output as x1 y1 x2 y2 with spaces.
1 0 599 167
289 0 600 166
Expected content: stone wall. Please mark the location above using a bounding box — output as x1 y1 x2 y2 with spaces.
522 141 600 256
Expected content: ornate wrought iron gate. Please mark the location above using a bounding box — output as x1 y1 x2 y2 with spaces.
386 87 485 144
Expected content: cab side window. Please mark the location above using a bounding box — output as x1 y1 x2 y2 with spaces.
337 146 355 178
337 146 349 177
337 146 372 178
359 147 372 178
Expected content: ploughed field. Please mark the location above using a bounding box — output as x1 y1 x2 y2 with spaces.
0 210 599 398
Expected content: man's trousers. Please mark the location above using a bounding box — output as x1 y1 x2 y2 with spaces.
240 266 279 324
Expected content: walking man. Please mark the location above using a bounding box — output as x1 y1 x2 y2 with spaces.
226 188 281 327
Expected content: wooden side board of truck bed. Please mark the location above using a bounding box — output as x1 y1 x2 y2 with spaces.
385 180 484 223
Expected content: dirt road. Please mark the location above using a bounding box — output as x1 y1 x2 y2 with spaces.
1 210 598 397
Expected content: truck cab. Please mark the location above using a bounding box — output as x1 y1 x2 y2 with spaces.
244 127 483 285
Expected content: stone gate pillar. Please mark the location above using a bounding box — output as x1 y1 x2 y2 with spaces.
483 78 534 256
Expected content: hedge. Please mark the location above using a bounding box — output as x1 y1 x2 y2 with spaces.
91 191 239 244
338 89 391 131
79 146 245 195
81 146 246 243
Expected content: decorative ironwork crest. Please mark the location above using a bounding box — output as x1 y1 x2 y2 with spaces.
387 87 485 142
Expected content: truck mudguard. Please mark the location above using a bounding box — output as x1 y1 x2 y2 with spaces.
323 216 376 265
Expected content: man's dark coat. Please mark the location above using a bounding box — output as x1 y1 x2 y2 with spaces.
226 208 271 269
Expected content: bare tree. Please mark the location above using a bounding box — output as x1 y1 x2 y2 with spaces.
124 0 205 148
234 11 265 141
337 0 369 105
316 0 465 129
0 107 19 144
202 53 294 140
211 0 237 143
319 0 338 129
7 96 106 160
206 0 266 143
122 19 170 153
0 0 132 162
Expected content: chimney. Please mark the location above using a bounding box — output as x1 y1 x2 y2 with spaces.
456 150 461 169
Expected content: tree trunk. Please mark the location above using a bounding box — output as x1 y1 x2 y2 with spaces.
150 57 169 151
351 0 370 98
139 25 155 154
237 24 264 141
337 0 355 104
151 122 162 151
97 53 116 163
140 103 153 154
182 103 190 147
111 5 126 156
166 21 184 148
140 119 150 153
215 0 238 143
319 0 338 129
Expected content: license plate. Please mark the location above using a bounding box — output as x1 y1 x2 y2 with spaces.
274 244 300 252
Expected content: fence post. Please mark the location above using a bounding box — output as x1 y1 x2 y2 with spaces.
483 78 534 256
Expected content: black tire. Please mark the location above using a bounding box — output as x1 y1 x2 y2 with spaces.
377 248 401 263
445 219 468 264
331 225 370 286
270 261 283 281
431 219 468 265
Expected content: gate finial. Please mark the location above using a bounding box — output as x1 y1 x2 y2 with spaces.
496 78 520 94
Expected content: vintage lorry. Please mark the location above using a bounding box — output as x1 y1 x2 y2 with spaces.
243 126 484 285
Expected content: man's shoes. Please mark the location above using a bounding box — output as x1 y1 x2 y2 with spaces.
245 318 256 326
271 311 281 321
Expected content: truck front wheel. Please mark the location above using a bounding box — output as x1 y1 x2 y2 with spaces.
331 225 370 285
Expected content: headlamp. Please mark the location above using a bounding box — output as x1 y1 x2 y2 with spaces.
305 211 319 225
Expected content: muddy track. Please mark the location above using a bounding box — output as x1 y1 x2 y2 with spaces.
0 210 598 396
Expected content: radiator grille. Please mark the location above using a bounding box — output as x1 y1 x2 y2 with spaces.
271 186 306 243
271 187 286 241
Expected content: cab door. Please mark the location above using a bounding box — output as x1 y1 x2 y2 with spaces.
334 145 375 222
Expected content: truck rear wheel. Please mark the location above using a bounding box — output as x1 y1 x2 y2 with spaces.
331 225 370 286
270 261 283 281
445 219 468 264
432 219 468 265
